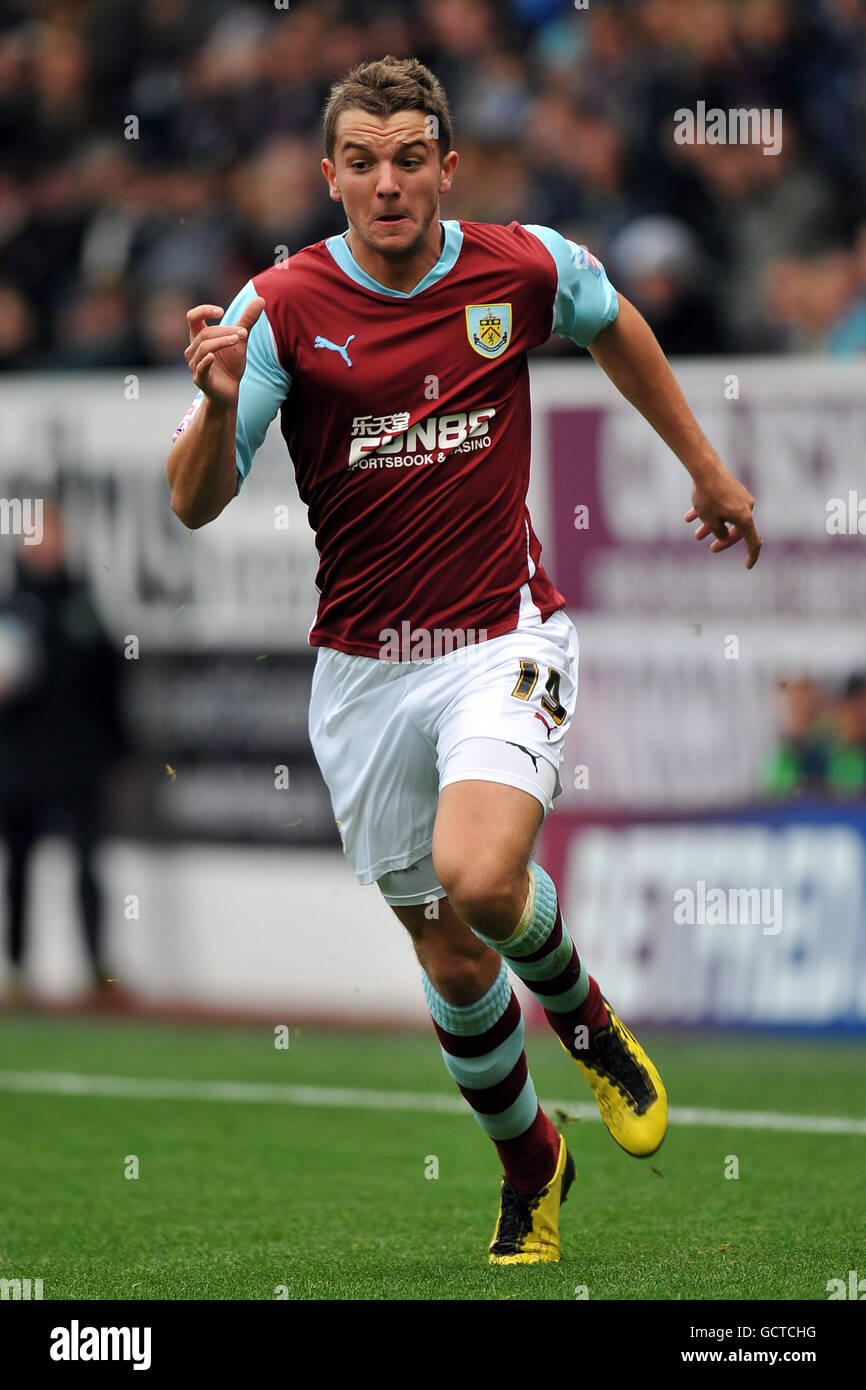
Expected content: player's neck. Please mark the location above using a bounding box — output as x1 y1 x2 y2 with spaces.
345 221 445 294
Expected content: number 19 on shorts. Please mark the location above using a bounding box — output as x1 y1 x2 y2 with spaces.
511 661 567 724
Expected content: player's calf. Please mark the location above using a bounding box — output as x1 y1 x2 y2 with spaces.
394 901 568 1252
469 859 669 1158
391 899 501 1006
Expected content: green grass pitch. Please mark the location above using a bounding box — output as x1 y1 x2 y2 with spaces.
0 1016 863 1300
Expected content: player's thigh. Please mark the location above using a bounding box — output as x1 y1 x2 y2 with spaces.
432 777 545 911
308 646 439 885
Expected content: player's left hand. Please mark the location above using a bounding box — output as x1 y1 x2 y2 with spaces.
685 466 762 569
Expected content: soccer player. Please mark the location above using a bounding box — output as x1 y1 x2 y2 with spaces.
167 56 761 1264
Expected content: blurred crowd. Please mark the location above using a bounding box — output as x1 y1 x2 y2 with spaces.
1 0 865 369
764 674 866 798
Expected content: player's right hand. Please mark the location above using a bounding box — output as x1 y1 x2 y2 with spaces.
184 297 265 406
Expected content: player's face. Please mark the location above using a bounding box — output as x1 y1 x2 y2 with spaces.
323 109 457 259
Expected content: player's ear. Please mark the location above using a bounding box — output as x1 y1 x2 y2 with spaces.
438 150 458 195
322 158 342 202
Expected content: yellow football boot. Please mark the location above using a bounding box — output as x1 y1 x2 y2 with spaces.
565 997 667 1157
489 1132 576 1264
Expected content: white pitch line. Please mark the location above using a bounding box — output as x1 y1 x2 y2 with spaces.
0 1070 865 1137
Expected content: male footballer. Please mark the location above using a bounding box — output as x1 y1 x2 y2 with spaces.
167 56 761 1264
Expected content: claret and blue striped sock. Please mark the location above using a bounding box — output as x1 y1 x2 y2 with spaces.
421 960 561 1196
471 861 609 1052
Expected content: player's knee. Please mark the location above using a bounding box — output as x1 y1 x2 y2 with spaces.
436 856 526 935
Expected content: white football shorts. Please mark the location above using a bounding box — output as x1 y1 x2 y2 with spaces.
307 609 578 905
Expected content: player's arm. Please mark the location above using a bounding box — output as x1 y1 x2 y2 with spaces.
168 283 291 529
587 293 762 569
166 299 264 529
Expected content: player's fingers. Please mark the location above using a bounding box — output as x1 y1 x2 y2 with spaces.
185 325 246 359
186 305 224 322
709 525 743 552
187 333 241 370
192 352 215 387
684 507 698 522
186 305 225 341
191 331 241 353
236 295 265 332
186 305 223 329
743 517 763 569
708 520 763 568
187 347 221 381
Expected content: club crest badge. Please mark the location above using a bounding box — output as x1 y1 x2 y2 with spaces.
465 303 511 358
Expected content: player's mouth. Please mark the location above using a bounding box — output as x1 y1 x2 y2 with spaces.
375 214 409 225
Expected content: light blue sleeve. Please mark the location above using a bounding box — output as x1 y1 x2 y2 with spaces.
224 280 292 494
523 224 619 347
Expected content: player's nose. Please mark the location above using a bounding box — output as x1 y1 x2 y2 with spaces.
374 161 401 196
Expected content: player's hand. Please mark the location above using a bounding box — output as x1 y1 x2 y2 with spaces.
685 465 762 569
184 298 266 406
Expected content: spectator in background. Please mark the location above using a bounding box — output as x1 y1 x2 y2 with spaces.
828 222 866 354
763 673 866 800
672 124 844 350
140 286 201 366
609 215 731 355
522 95 636 244
0 500 129 1006
43 282 141 369
762 676 830 797
230 136 339 272
0 281 39 369
761 230 866 354
824 674 866 798
761 254 812 351
0 161 89 352
761 248 856 352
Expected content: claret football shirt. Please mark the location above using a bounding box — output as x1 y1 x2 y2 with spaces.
173 220 619 658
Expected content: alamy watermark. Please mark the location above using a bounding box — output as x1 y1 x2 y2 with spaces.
826 491 866 535
378 622 489 663
827 1269 866 1299
674 102 782 156
50 1321 151 1369
0 1276 43 1299
674 881 782 935
0 497 43 544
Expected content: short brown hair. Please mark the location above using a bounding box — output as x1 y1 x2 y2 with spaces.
323 55 453 163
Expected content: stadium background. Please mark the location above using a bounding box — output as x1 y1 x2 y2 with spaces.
0 0 864 1305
